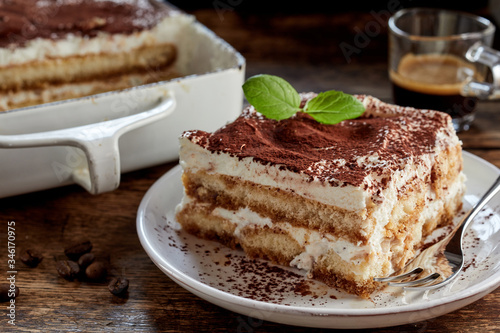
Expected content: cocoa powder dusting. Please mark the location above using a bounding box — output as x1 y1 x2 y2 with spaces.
0 0 175 47
184 95 452 192
160 222 333 303
224 256 305 303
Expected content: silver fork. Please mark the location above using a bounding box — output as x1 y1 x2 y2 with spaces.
374 174 500 290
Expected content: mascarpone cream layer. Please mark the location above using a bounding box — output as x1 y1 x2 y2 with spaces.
0 13 194 68
198 174 465 279
179 136 450 215
180 136 367 212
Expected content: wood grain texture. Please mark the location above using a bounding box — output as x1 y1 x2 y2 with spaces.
0 8 498 333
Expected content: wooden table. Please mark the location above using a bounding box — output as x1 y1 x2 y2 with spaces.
1 8 499 332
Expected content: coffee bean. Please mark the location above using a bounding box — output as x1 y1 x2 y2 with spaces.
64 239 92 260
108 277 129 296
77 253 95 268
0 284 19 302
85 261 107 281
56 260 80 281
20 249 44 268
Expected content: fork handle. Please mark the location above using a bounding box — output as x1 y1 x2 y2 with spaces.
460 175 500 244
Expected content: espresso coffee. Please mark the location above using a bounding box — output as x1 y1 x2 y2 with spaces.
390 54 479 118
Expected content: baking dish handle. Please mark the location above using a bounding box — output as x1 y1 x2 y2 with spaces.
0 92 176 194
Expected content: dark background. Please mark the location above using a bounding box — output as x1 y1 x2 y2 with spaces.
165 0 497 66
168 1 490 13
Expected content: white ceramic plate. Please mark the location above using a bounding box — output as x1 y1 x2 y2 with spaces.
137 151 500 329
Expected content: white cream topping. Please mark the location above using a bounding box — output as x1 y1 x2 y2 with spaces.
179 136 370 212
179 135 452 224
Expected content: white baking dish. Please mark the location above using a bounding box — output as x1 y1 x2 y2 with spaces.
0 13 245 198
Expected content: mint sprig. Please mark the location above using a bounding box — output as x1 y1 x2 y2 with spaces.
242 74 365 124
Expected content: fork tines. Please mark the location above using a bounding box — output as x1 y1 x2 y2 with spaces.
374 267 443 288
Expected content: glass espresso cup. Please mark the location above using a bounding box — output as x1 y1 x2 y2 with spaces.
389 8 498 131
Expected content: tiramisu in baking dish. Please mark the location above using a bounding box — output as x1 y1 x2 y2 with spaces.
175 89 465 298
0 0 187 110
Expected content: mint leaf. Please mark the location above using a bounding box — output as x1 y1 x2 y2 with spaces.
242 74 301 120
242 74 365 125
304 90 365 124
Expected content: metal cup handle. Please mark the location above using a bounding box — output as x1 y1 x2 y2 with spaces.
463 42 500 99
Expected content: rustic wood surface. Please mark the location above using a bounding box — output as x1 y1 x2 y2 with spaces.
1 7 499 332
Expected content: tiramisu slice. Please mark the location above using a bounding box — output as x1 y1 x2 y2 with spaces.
175 94 465 298
0 0 189 111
